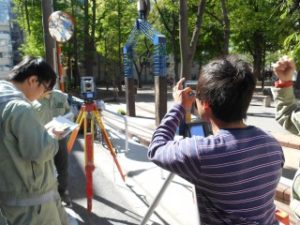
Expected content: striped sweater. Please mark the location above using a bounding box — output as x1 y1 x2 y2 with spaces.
148 104 284 225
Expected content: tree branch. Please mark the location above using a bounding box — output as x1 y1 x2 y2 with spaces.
153 0 172 34
244 38 254 56
190 0 207 59
204 8 222 24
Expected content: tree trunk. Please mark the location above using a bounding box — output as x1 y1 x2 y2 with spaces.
179 0 206 79
117 0 122 92
71 0 79 87
41 0 56 70
96 54 102 83
220 0 230 55
154 0 180 82
252 31 263 83
133 60 143 89
24 0 31 35
83 0 95 76
67 43 72 88
104 37 109 91
173 53 179 82
171 12 180 82
179 0 190 79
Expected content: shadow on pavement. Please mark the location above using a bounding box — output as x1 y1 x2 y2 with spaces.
134 115 155 120
124 143 150 162
70 196 142 225
126 169 149 178
105 130 150 162
247 112 275 118
125 184 170 225
71 202 137 225
68 139 86 200
282 167 297 180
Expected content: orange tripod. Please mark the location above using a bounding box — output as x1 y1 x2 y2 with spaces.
67 101 126 212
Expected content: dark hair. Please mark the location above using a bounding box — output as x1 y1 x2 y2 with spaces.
196 55 256 123
8 56 57 90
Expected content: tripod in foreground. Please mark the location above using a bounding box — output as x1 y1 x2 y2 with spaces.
67 100 126 212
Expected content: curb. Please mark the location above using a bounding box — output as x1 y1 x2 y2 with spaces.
273 133 300 150
105 119 151 146
276 183 291 204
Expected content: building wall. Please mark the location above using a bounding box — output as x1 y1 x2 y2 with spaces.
0 29 12 79
0 0 13 79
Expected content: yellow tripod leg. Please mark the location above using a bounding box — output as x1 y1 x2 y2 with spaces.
67 109 85 152
94 109 126 181
84 111 95 213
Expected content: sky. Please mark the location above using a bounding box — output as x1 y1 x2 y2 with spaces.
0 0 10 23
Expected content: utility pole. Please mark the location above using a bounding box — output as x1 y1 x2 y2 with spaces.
41 0 56 70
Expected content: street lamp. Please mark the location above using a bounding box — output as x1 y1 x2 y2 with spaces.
48 11 74 91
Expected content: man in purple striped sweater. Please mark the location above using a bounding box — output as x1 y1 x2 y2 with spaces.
148 55 284 225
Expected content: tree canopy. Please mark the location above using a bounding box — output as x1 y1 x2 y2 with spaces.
11 0 300 88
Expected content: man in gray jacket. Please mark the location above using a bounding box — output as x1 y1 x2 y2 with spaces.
272 56 300 221
0 56 68 225
34 89 72 206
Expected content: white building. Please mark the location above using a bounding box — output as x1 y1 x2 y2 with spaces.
0 0 13 79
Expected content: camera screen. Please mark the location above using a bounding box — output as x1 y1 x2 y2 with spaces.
86 93 94 99
184 80 198 90
189 124 206 137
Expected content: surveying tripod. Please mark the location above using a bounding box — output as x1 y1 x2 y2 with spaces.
67 100 126 212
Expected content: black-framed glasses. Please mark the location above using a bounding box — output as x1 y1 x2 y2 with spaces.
40 82 52 93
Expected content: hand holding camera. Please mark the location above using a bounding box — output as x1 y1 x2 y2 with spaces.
173 78 196 112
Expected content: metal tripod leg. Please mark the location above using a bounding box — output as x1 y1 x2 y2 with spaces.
140 173 175 225
66 105 95 212
67 108 85 152
85 111 95 213
66 102 126 213
93 109 126 181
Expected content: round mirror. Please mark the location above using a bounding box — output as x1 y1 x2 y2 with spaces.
48 11 74 43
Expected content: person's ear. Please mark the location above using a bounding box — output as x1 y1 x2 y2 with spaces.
202 101 210 111
27 75 38 87
202 101 212 119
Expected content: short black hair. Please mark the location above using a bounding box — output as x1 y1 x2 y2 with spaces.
8 56 57 90
196 55 256 123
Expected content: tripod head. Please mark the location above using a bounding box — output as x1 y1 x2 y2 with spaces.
80 76 95 102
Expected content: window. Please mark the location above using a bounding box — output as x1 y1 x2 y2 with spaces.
0 39 6 46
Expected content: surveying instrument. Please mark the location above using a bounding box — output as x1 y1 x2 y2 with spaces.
67 76 126 213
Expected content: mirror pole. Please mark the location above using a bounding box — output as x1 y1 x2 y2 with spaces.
56 42 65 92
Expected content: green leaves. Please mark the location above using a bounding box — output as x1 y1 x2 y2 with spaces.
12 0 44 56
11 0 300 78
